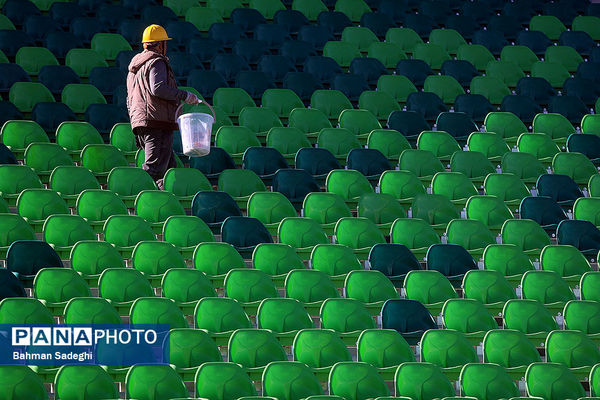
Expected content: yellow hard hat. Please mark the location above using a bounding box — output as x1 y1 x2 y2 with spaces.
142 24 172 43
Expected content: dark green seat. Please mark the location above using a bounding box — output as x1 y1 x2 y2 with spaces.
380 299 436 345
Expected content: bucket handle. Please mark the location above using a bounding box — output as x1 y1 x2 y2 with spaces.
175 99 216 122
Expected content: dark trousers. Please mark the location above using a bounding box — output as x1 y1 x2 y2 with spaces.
134 127 176 189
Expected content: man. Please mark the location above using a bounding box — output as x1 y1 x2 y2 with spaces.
126 24 198 189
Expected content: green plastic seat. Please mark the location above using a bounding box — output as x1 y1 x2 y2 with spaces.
262 88 304 122
238 106 283 137
168 328 222 374
217 168 267 208
517 132 561 165
0 214 36 257
533 112 576 144
0 14 15 30
212 87 255 120
398 149 445 183
445 218 495 255
56 358 118 397
98 268 153 306
257 297 313 333
266 126 311 163
423 75 465 104
467 131 510 162
367 42 407 70
420 329 478 368
195 362 256 400
501 218 551 254
214 126 261 162
442 298 497 333
91 32 132 61
103 215 155 256
482 329 541 367
531 61 570 89
501 152 546 185
224 268 279 302
250 0 285 20
56 121 103 160
376 74 417 104
416 130 461 162
341 26 379 53
459 363 520 400
42 214 95 258
540 244 592 280
63 296 121 324
24 142 74 180
326 169 374 205
377 170 425 210
317 128 361 162
403 269 457 306
277 217 329 258
17 188 69 232
395 362 455 400
357 328 415 367
503 299 559 334
344 269 399 303
320 298 376 333
457 44 495 71
69 240 124 281
485 60 525 88
311 90 353 122
484 112 528 146
162 168 212 208
61 83 107 114
553 152 598 186
9 81 54 113
126 365 188 400
529 15 567 41
163 215 214 258
521 270 575 304
462 269 516 304
413 43 450 70
431 172 478 206
465 195 514 230
292 0 327 21
195 297 251 332
546 329 600 368
33 267 91 305
130 297 188 329
288 108 332 137
0 297 54 324
0 120 48 160
207 0 243 18
162 268 216 303
338 109 382 138
193 242 244 276
285 269 339 303
262 361 323 400
483 173 530 210
185 7 224 32
366 129 411 162
252 242 304 275
357 192 405 232
470 76 511 106
328 362 390 400
500 45 539 73
386 27 424 54
293 328 351 368
76 189 127 233
132 241 186 277
564 300 600 334
81 144 128 178
109 123 136 159
390 218 440 259
572 15 600 41
134 190 185 231
525 362 585 400
333 217 385 254
0 365 48 400
323 40 362 70
411 193 460 232
545 45 583 74
228 328 287 368
107 167 157 206
429 28 467 55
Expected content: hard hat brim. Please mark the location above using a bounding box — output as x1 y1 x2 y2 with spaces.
142 37 173 43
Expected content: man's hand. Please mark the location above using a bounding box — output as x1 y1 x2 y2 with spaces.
185 92 199 105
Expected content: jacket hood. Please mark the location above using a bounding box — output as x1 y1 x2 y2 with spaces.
128 50 165 74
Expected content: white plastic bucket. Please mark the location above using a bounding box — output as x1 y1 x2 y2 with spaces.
176 101 215 157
